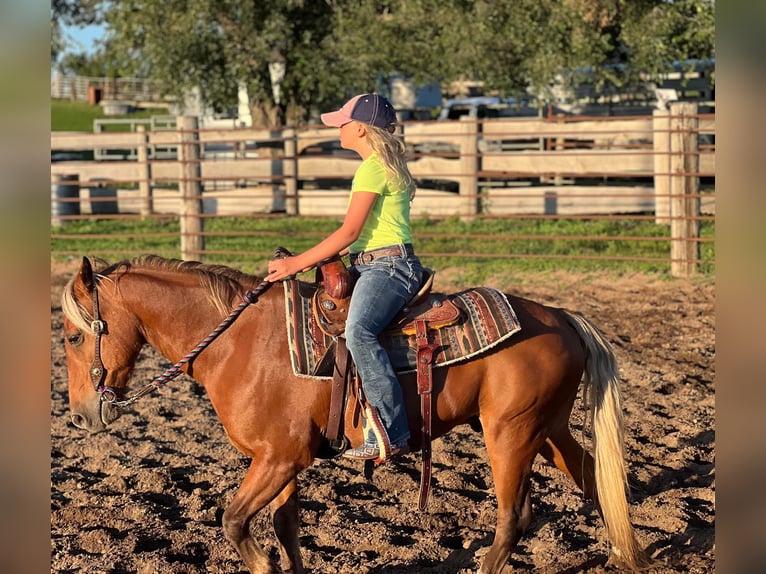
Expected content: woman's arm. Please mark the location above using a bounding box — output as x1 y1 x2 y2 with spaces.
265 191 378 281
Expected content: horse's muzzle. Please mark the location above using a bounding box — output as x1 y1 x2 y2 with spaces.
70 399 121 432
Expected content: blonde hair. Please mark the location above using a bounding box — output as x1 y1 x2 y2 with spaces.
365 125 416 200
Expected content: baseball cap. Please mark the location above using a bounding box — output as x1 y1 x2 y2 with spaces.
320 93 397 131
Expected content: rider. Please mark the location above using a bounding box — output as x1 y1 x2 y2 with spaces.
265 93 424 461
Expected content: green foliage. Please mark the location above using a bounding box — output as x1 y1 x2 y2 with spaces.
100 0 341 126
56 47 128 77
52 1 714 126
51 215 715 278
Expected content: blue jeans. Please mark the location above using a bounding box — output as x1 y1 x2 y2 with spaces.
346 244 424 446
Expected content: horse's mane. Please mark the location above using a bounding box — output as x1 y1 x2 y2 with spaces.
61 255 264 333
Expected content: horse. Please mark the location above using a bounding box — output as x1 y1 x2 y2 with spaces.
60 254 651 573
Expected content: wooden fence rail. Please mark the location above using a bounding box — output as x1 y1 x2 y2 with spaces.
51 102 714 277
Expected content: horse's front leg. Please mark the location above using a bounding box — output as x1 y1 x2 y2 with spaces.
222 459 297 574
269 478 305 574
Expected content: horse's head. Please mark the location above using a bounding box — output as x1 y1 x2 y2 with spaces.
62 257 145 432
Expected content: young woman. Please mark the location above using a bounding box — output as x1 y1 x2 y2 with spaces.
265 93 424 461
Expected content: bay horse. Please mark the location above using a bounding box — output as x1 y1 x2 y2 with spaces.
61 255 650 573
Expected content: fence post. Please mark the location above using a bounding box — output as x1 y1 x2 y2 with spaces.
668 102 700 277
283 128 298 215
458 116 478 217
136 125 153 218
177 116 204 260
653 109 671 223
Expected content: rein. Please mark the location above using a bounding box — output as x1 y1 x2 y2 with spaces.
89 248 290 408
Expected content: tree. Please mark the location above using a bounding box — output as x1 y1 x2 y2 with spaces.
556 1 716 98
56 47 129 78
51 0 103 62
103 0 341 127
55 1 714 125
620 0 715 76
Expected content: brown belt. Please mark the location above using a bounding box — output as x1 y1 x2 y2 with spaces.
350 244 413 265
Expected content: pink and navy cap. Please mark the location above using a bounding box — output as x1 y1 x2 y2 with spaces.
320 93 397 132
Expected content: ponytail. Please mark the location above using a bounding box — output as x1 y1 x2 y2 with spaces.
365 126 416 200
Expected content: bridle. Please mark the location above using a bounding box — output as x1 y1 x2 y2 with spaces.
88 277 274 408
87 283 119 402
86 250 290 408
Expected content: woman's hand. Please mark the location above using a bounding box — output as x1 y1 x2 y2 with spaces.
266 257 316 282
265 191 376 283
266 257 297 282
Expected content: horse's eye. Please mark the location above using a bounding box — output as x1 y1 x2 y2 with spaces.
66 332 83 347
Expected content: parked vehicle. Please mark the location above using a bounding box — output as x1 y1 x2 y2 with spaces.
437 96 538 120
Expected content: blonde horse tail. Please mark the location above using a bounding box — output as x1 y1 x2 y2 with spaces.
563 310 652 570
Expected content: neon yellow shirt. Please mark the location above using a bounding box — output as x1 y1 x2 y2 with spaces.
349 153 413 253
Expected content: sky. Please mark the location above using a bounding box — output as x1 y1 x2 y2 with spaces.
61 22 106 55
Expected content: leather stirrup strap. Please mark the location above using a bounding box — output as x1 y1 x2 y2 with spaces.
415 319 438 510
326 339 350 442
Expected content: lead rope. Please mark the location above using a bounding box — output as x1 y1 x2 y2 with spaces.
106 247 291 408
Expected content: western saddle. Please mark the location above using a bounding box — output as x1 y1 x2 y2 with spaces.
311 255 461 510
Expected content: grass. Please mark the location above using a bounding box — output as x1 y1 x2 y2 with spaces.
51 99 169 132
51 215 715 281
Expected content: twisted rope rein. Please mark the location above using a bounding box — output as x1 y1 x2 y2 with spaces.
104 247 292 408
108 280 273 408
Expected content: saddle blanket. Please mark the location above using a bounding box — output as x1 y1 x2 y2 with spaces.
283 280 521 379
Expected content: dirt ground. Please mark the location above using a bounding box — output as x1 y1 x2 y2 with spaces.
50 261 715 573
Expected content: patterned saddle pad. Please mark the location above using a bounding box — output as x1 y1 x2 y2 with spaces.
283 280 521 379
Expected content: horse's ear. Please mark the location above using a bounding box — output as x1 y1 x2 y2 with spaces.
78 256 95 291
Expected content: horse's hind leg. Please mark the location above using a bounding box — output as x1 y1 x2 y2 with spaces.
539 427 598 504
541 417 650 568
269 479 305 574
479 422 542 574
